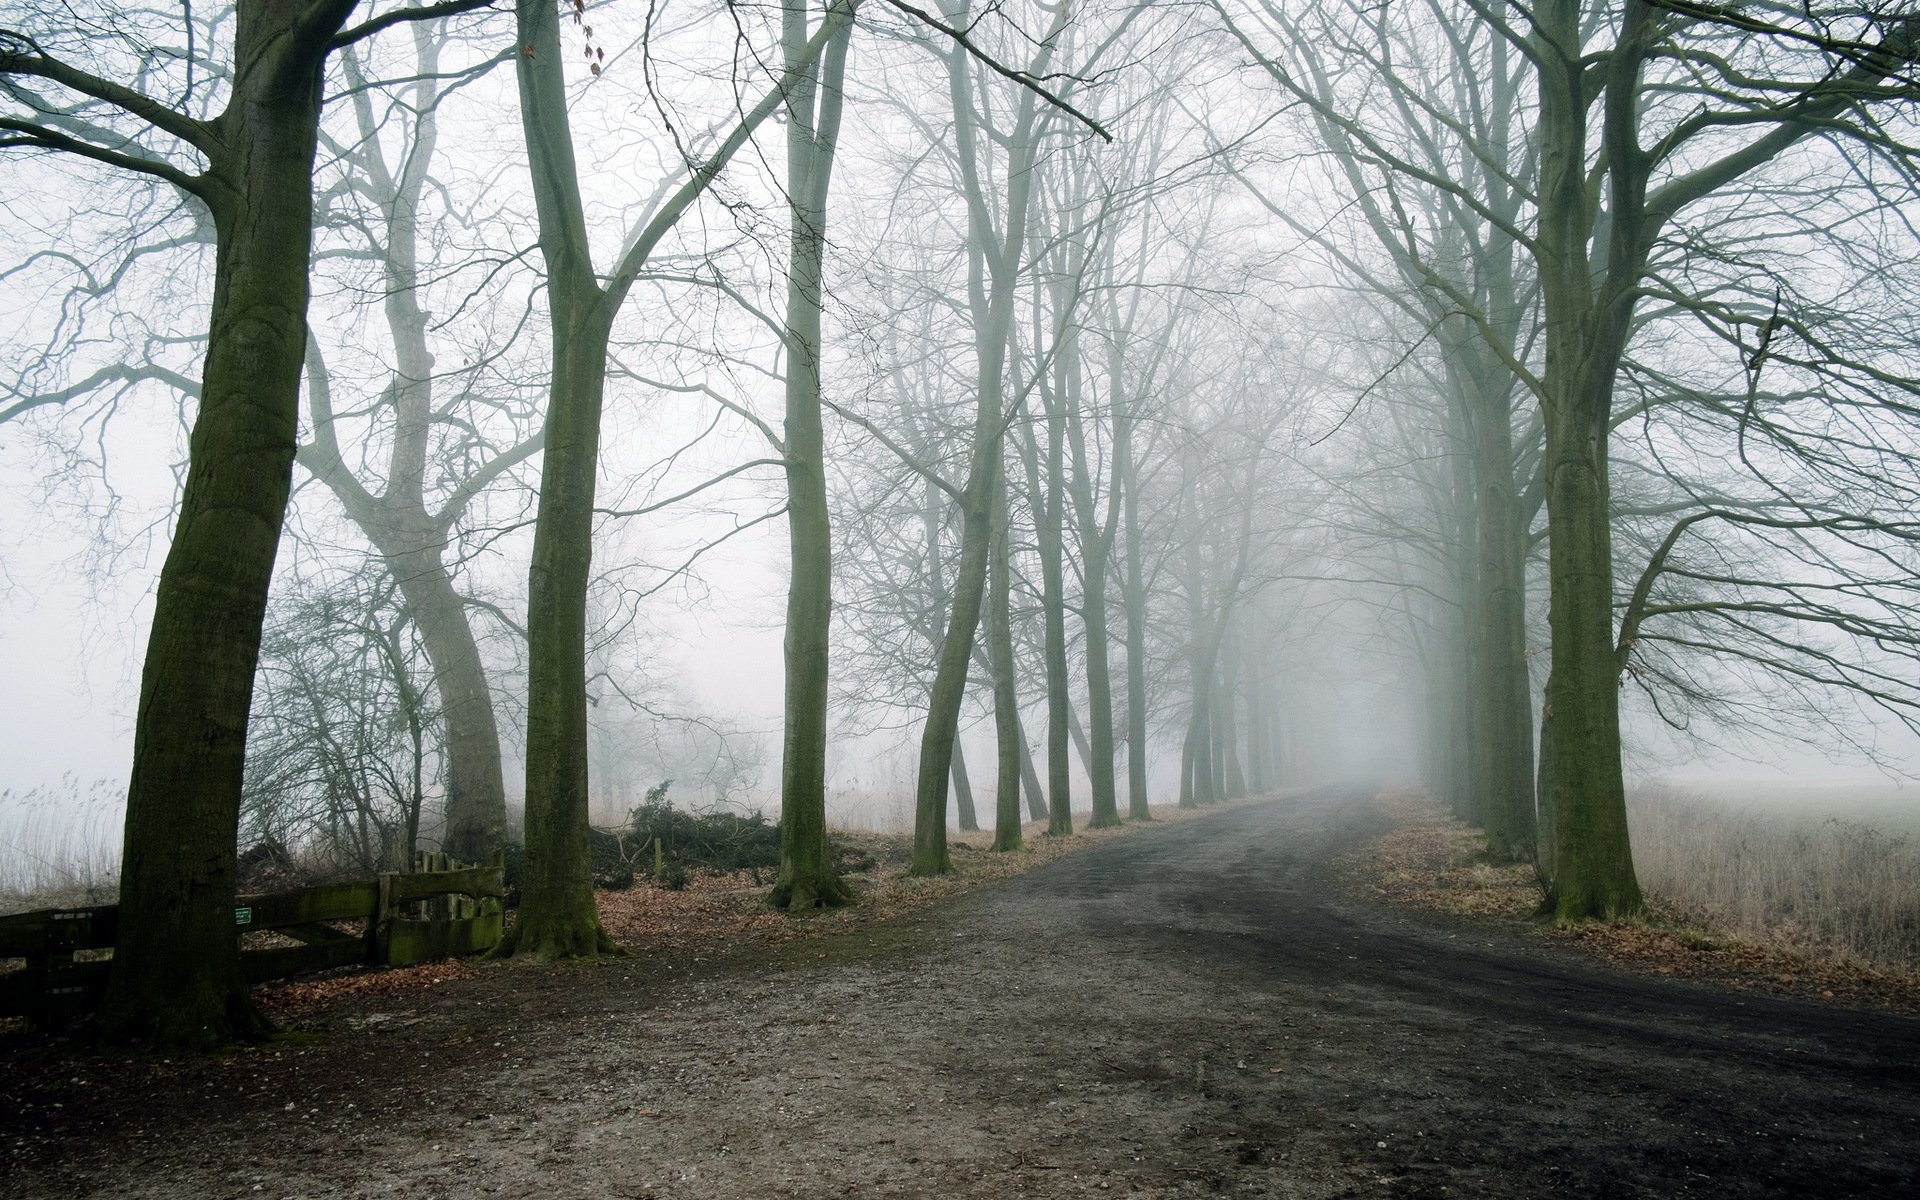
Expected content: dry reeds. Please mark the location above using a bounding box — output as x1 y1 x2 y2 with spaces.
1629 783 1920 974
0 775 123 912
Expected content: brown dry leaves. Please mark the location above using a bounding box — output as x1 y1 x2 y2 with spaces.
254 803 1226 1016
257 958 479 1014
1345 790 1920 1016
596 805 1226 949
1547 916 1920 1015
1340 790 1540 918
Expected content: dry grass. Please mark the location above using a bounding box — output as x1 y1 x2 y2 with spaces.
1629 783 1920 975
1346 789 1920 1014
0 778 122 912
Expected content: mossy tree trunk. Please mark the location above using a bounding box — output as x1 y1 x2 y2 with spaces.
1469 355 1537 863
1529 0 1640 919
771 0 856 910
70 0 406 1047
494 0 619 957
502 0 853 943
1524 0 1914 916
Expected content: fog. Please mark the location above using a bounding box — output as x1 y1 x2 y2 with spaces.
4 0 1919 928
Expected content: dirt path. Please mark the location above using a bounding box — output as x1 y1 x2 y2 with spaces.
7 789 1919 1198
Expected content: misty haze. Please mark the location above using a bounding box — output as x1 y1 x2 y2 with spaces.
3 1 1918 1196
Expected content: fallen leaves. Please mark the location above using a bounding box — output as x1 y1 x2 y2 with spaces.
248 800 1249 1017
256 958 479 1013
1337 791 1540 919
1344 790 1920 1016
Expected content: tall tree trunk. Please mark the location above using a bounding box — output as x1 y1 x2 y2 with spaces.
1472 370 1537 862
497 0 620 956
506 297 621 957
988 467 1024 851
1445 392 1482 826
1121 428 1152 819
95 0 355 1047
1183 686 1217 808
1530 0 1640 918
1536 393 1638 916
384 539 507 861
1219 628 1246 799
772 0 855 909
302 37 514 866
914 0 1054 871
950 739 979 834
1079 541 1121 826
1180 503 1219 808
1244 656 1269 794
1052 289 1122 828
1066 705 1094 777
1016 720 1050 821
1534 710 1558 894
911 468 993 873
1210 672 1230 803
502 0 848 937
954 733 982 832
1178 712 1198 810
1032 376 1075 838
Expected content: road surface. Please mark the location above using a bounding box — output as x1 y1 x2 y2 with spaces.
7 788 1917 1197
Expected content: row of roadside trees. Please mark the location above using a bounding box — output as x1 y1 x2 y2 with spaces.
3 0 1918 1045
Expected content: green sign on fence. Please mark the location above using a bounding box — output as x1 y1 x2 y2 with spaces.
235 906 253 927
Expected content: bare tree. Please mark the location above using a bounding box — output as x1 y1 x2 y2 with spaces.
2 0 498 1045
500 0 857 956
772 0 858 908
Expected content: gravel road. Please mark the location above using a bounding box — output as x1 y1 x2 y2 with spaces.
7 788 1917 1198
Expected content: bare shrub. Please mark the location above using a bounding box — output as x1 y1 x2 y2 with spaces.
1629 784 1920 973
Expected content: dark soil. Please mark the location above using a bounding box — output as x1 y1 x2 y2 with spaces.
4 788 1917 1198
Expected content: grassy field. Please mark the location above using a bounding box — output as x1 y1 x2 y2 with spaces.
1630 779 1920 974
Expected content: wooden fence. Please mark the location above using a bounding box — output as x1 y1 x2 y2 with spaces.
0 849 504 1022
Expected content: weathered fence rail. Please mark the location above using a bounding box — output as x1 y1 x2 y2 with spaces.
0 850 503 1022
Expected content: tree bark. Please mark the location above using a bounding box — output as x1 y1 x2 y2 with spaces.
502 0 848 937
94 0 358 1047
503 295 621 957
771 0 855 909
911 463 993 873
911 0 1054 872
950 739 980 834
1530 0 1640 918
1119 410 1152 820
988 464 1025 851
1470 361 1537 862
492 0 620 957
1030 360 1075 838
